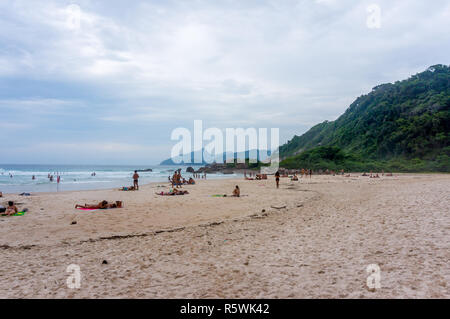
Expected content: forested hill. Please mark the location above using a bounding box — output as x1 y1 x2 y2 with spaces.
279 64 450 172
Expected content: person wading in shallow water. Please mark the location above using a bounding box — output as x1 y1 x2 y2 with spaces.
133 170 140 190
275 171 280 189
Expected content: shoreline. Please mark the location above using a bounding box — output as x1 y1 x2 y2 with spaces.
2 167 448 196
0 173 244 196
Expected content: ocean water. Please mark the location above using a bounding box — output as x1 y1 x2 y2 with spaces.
0 164 240 194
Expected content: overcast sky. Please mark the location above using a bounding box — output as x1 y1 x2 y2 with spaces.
1 0 449 164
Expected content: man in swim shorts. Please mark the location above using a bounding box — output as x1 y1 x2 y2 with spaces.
133 170 140 190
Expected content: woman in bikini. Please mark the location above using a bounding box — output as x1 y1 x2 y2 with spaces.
75 200 109 209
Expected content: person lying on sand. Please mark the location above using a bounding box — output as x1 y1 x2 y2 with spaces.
75 200 110 209
174 189 189 195
3 201 18 216
156 189 189 196
188 177 195 185
291 174 299 181
120 186 136 191
108 201 123 208
232 185 240 197
244 172 254 180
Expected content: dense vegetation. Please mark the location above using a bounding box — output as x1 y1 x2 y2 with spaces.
280 65 450 172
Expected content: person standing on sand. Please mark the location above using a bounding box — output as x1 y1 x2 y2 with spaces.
309 169 312 179
275 171 280 188
133 170 140 190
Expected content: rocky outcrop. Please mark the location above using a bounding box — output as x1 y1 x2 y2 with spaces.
186 167 195 173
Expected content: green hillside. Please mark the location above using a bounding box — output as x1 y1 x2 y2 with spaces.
279 64 450 172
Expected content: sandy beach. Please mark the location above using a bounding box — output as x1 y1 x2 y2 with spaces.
0 174 449 298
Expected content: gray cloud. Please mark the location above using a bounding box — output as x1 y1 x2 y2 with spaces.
1 0 449 163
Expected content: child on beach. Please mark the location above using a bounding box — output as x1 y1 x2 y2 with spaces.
5 201 18 216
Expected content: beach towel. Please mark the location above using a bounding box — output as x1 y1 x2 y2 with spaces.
76 207 99 211
12 211 27 216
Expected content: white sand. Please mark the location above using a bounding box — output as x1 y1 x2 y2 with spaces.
0 174 449 298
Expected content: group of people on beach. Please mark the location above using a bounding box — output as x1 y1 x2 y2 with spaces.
244 169 314 189
119 171 141 191
362 170 393 178
2 167 396 217
169 170 195 188
192 173 207 179
244 172 268 180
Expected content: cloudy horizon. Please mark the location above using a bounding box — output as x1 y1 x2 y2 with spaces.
1 0 449 165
